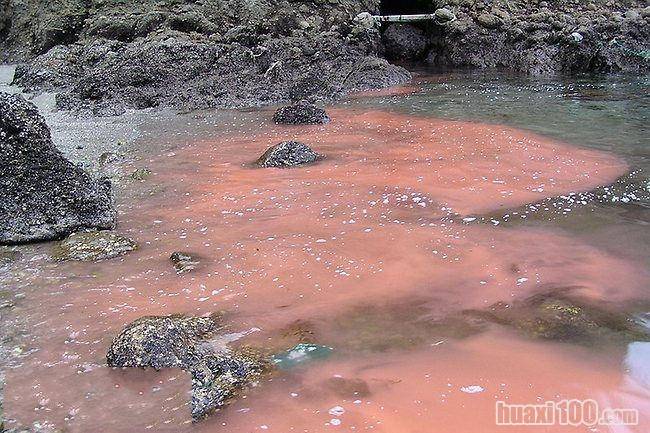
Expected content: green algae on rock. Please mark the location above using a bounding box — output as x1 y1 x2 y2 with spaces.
51 231 138 261
130 167 152 181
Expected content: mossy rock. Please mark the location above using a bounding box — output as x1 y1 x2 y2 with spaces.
130 167 152 181
464 291 650 346
51 231 138 261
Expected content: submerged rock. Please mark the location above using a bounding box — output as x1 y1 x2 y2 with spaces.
0 93 115 244
325 377 371 399
272 101 330 125
107 314 271 420
465 291 650 345
331 301 485 353
170 251 201 274
257 141 321 168
51 231 137 261
0 249 21 265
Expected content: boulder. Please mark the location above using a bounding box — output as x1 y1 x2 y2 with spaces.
107 315 219 370
272 101 330 125
107 314 270 420
257 141 321 168
51 231 137 261
382 23 429 60
0 93 115 244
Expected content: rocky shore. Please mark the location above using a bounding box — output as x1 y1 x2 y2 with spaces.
1 0 410 114
383 0 649 75
2 1 647 115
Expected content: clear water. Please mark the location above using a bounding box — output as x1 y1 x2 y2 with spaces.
1 71 649 433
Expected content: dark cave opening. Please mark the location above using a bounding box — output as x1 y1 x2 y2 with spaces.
380 0 433 15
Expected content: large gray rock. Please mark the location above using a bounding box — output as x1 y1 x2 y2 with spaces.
0 93 115 244
107 314 270 420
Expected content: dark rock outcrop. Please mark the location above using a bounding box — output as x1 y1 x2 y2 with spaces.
379 0 649 75
5 1 411 113
0 92 115 245
51 231 137 261
257 141 321 168
273 101 330 125
107 314 270 420
383 24 429 61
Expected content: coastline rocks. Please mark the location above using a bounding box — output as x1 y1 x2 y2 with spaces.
257 141 321 168
51 231 137 261
107 314 271 420
272 101 330 125
0 93 116 245
6 2 411 113
382 24 428 61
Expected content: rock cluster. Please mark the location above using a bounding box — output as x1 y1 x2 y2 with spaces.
3 0 410 113
381 0 649 75
107 314 270 420
0 92 115 244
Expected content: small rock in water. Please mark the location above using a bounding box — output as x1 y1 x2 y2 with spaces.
273 101 330 125
257 141 321 168
107 315 219 370
130 167 152 181
272 343 333 369
51 231 137 261
0 249 22 264
170 251 201 274
107 314 271 420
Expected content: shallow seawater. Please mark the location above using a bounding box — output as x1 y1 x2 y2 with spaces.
1 72 649 432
